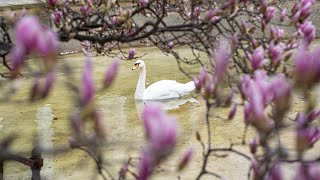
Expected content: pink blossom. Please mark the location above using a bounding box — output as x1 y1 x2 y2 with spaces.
300 1 312 19
250 46 265 70
267 162 282 180
307 110 320 122
138 150 153 180
111 16 118 25
301 0 315 6
142 104 178 158
294 163 320 180
298 21 316 45
280 8 287 22
140 0 148 7
193 6 201 19
80 56 95 106
293 44 320 86
206 9 219 23
268 44 283 63
270 26 284 39
128 48 135 60
297 127 320 150
103 57 120 88
37 29 59 57
80 6 90 16
48 0 57 6
265 7 276 22
53 10 62 25
15 16 42 52
167 41 174 49
291 10 301 23
214 39 230 82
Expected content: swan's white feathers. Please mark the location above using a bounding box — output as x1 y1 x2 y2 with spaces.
133 60 196 100
143 80 194 100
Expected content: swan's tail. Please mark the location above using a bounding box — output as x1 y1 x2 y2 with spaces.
185 81 196 92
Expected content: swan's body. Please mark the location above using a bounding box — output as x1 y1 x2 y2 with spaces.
132 60 195 100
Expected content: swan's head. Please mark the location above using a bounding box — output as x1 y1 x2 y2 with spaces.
132 60 145 70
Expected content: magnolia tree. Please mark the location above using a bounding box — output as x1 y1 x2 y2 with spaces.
1 0 320 179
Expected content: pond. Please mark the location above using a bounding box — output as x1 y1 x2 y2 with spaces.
0 46 317 179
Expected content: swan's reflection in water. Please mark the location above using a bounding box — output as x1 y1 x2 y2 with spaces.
134 97 200 116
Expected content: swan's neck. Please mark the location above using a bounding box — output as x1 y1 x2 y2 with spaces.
135 67 146 99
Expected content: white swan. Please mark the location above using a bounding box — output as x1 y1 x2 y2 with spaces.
132 60 195 100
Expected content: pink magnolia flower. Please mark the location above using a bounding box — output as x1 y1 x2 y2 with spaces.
140 0 148 7
142 104 178 157
15 16 42 52
268 162 283 180
53 10 62 25
293 44 320 86
270 26 284 39
111 16 118 25
128 48 135 60
250 46 265 70
280 8 287 22
138 150 153 180
80 6 90 16
291 10 301 23
269 74 291 112
265 7 276 23
294 163 320 180
214 39 230 82
301 0 315 6
298 21 316 45
138 104 178 179
167 41 174 49
37 29 59 57
307 110 320 122
206 9 219 23
300 1 312 19
103 57 120 88
268 42 283 63
80 56 95 106
48 0 57 6
240 70 291 131
296 112 308 128
193 6 201 19
297 127 320 150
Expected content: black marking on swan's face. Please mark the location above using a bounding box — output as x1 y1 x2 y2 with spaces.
132 60 144 70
